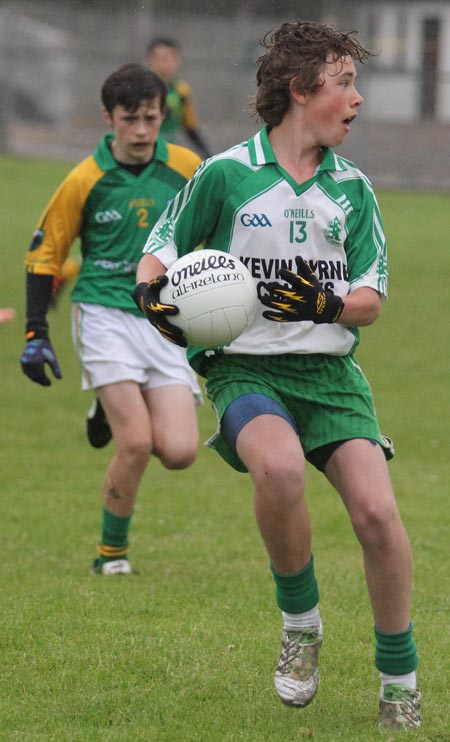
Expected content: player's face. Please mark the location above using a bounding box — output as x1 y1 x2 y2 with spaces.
302 56 363 147
146 45 181 83
104 100 165 165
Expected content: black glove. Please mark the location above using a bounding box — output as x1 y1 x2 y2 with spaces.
132 277 187 348
20 334 62 386
261 257 344 324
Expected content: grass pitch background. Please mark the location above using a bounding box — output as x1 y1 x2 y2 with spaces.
0 154 449 741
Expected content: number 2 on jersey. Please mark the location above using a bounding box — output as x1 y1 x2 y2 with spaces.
137 208 149 228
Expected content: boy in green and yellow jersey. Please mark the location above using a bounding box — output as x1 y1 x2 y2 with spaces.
21 63 202 575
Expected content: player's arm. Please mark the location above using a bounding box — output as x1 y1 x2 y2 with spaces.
134 160 228 344
25 272 54 339
344 180 388 300
136 253 167 284
133 254 186 347
337 286 381 326
261 257 381 327
339 189 386 325
20 272 62 386
21 172 84 386
179 81 212 159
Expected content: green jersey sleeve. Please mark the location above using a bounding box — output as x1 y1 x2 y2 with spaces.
142 159 241 265
341 176 388 298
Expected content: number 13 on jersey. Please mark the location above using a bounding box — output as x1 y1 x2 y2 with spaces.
289 220 307 243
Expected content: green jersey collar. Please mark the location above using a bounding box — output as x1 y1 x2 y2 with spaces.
248 127 278 166
317 148 348 172
94 133 169 170
248 127 348 173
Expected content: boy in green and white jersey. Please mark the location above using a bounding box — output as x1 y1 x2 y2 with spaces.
134 22 420 730
142 133 386 366
21 64 202 575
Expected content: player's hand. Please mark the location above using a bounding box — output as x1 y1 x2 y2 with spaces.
261 256 344 324
132 277 187 348
20 338 62 386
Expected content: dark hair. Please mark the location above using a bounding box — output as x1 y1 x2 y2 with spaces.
146 36 181 55
253 21 372 126
101 63 167 114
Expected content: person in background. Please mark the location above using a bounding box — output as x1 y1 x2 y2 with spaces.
145 36 212 159
20 63 202 575
133 21 421 731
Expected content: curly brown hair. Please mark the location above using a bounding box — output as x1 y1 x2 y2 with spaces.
253 21 372 127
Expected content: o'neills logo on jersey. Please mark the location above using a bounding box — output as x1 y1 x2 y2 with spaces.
170 253 246 299
240 213 272 228
94 209 123 223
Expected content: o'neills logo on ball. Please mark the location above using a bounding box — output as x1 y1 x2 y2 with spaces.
172 252 237 284
170 252 247 299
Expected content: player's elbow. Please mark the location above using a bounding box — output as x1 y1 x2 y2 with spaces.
363 304 381 325
360 292 382 325
366 289 382 323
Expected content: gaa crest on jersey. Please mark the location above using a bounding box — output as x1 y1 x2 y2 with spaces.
94 209 122 223
29 229 45 251
324 216 343 247
240 213 272 228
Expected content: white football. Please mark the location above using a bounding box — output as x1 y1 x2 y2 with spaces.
159 249 258 347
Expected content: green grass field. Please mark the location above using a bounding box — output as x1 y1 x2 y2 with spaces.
0 154 449 741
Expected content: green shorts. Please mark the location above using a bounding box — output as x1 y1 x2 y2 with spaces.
204 352 387 473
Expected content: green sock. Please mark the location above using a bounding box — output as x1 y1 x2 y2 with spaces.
374 622 418 675
270 556 319 613
97 507 132 564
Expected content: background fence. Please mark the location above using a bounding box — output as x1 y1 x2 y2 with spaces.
2 0 450 190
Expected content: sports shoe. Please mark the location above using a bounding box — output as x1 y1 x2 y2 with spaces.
91 558 133 575
381 434 395 461
86 398 112 448
274 621 323 707
379 684 421 730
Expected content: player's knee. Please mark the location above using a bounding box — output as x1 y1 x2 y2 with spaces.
352 501 401 550
156 436 199 470
159 448 197 470
117 435 152 469
251 453 305 507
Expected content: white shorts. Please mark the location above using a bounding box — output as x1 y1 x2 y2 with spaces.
72 302 202 398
